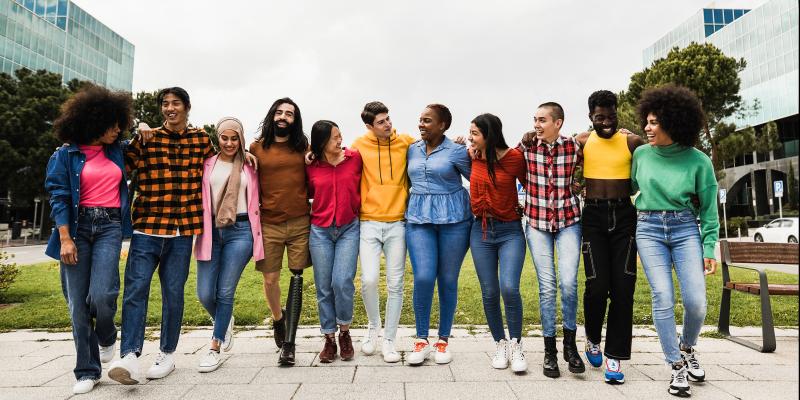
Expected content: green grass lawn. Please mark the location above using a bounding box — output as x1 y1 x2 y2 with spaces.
0 252 797 330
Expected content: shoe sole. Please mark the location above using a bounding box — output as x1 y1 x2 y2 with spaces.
543 369 561 378
146 365 175 380
687 372 705 382
511 364 528 373
408 351 432 366
568 365 586 374
108 367 139 385
605 377 625 385
668 387 691 397
198 363 221 373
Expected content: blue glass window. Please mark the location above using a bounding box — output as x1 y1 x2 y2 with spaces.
734 9 744 19
713 9 723 24
34 0 44 16
704 24 715 37
743 9 749 14
57 0 67 17
23 0 34 11
56 16 66 30
723 9 734 23
703 9 713 23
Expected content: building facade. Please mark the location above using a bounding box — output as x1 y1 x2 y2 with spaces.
0 0 134 91
644 0 799 219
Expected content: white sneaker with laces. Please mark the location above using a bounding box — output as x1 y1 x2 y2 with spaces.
681 347 705 382
361 326 379 355
406 339 432 365
382 339 401 363
222 316 235 352
668 362 691 397
108 353 140 385
146 351 175 379
198 349 222 373
99 342 115 363
492 339 509 369
433 339 452 364
509 339 528 372
72 378 98 394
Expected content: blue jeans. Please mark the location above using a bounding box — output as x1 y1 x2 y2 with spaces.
120 234 193 357
60 208 122 380
525 223 582 337
310 219 360 334
637 210 707 364
407 219 472 338
196 219 253 342
470 219 526 342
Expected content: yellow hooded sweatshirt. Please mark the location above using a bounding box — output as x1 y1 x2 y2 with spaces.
351 129 416 222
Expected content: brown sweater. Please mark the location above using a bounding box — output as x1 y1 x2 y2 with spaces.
249 140 310 224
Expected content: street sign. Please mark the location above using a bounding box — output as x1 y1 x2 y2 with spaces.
774 180 784 198
719 189 727 204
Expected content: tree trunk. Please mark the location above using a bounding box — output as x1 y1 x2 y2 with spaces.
704 121 717 167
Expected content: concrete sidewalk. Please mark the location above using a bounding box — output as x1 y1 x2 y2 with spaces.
0 325 797 400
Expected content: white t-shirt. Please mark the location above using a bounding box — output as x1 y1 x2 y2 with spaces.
209 159 248 215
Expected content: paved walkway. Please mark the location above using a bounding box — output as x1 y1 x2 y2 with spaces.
0 325 797 399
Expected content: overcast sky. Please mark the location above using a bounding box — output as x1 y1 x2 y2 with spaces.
74 0 762 146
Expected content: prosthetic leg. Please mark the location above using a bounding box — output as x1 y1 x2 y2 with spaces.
278 269 303 366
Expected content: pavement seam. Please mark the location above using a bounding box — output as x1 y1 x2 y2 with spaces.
717 363 753 381
289 382 301 400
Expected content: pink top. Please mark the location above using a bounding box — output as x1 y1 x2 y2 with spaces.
306 148 362 227
78 145 121 208
195 155 264 262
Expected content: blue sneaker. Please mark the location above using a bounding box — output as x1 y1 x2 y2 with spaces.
585 341 603 368
604 358 624 384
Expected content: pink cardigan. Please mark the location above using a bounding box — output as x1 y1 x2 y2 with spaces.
195 155 264 261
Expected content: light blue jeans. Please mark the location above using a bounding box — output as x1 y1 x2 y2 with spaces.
310 219 360 334
636 210 707 364
360 220 406 341
525 223 582 337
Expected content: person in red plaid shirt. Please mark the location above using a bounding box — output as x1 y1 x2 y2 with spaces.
517 102 585 378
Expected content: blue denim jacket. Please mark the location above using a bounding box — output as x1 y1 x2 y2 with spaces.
405 136 472 224
44 142 132 260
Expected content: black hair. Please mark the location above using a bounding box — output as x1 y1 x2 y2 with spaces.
538 101 565 122
471 113 509 186
636 84 705 147
310 120 339 163
157 87 191 109
426 103 452 131
361 101 389 125
53 84 133 145
257 97 308 152
588 90 618 113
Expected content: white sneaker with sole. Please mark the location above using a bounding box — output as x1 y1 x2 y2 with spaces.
198 350 222 373
681 347 705 382
222 316 235 352
382 339 401 363
108 353 140 385
668 362 691 397
99 342 115 363
361 326 379 355
510 339 528 372
433 339 452 364
406 339 431 365
72 378 98 394
492 339 509 369
146 351 175 379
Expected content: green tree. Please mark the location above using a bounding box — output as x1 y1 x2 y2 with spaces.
714 122 755 169
788 164 798 211
754 121 781 155
203 123 218 151
132 90 164 130
622 43 750 166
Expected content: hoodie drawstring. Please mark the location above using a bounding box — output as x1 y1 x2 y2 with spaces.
376 137 394 184
377 140 383 184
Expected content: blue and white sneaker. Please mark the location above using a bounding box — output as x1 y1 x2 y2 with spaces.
585 341 603 368
604 358 624 384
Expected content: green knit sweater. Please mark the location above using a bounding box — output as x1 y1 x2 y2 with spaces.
631 143 720 259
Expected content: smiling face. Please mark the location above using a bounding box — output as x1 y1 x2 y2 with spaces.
468 123 486 151
273 102 296 136
218 129 241 159
533 107 562 143
161 93 188 129
418 108 446 143
96 124 120 145
325 126 343 154
367 112 393 139
644 112 674 146
590 105 618 138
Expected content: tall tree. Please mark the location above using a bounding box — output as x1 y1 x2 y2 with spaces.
132 90 164 130
202 123 219 151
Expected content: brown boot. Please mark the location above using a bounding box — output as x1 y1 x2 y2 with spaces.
339 330 354 361
319 335 337 363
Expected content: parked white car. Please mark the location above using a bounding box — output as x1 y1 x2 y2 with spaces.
753 218 799 243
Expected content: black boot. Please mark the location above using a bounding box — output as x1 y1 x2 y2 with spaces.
543 336 560 378
273 308 286 349
279 270 303 366
563 328 585 373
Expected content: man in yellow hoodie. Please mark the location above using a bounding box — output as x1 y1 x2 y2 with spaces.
351 101 416 363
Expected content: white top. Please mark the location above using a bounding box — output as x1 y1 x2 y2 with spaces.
209 159 248 214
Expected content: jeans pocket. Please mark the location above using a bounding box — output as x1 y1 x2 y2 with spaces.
582 241 596 279
636 212 648 222
623 236 637 276
677 211 697 223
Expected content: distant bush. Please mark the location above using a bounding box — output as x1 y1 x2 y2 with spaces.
0 251 19 301
727 216 750 237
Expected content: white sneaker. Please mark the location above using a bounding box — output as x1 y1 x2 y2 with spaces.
222 316 235 352
509 339 528 373
669 362 691 397
146 352 175 379
433 339 452 364
406 339 432 365
198 349 222 373
99 342 115 363
361 326 379 355
381 339 401 363
72 378 98 394
492 339 509 369
681 347 705 382
108 353 140 385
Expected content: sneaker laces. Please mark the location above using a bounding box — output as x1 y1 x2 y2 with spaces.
154 352 167 365
494 341 507 360
671 365 688 385
511 342 525 362
683 350 700 370
587 341 601 355
606 358 620 372
434 341 448 353
413 340 429 352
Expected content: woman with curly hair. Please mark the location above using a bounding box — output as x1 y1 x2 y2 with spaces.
631 84 719 398
44 84 133 395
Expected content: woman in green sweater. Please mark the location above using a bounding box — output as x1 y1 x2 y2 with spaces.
631 84 719 398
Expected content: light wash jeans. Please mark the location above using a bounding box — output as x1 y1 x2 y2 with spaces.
525 223 582 337
636 210 707 364
310 219 360 334
359 220 406 341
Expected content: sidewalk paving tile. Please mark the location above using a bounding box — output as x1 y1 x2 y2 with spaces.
723 364 799 381
406 381 516 399
613 380 738 400
0 369 68 387
509 381 622 399
68 383 193 399
709 380 800 400
353 365 453 383
180 384 298 400
0 355 60 371
0 386 72 400
251 366 355 384
633 364 748 381
293 383 404 400
146 367 261 385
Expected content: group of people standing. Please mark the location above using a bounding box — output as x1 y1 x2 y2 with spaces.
46 83 718 398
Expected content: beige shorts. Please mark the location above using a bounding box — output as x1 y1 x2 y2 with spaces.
255 215 311 273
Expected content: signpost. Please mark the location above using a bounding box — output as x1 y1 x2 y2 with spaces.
719 188 728 238
774 180 784 219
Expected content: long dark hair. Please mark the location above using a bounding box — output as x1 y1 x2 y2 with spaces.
310 120 339 162
472 113 509 185
257 97 308 152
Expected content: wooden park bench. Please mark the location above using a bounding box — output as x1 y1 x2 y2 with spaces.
718 240 799 352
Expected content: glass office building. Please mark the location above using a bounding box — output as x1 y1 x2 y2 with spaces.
643 0 798 218
0 0 134 91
